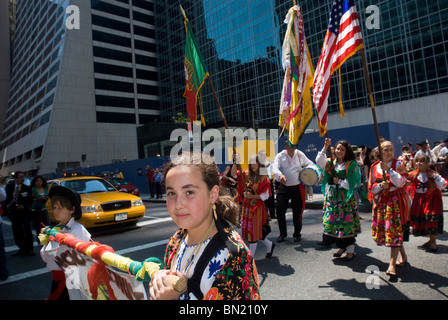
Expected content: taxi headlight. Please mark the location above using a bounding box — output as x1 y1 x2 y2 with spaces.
82 205 101 213
132 200 143 207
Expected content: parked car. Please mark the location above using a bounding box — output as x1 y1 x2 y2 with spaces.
47 175 145 228
103 177 140 197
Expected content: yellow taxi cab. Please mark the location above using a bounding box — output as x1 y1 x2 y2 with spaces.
47 174 146 228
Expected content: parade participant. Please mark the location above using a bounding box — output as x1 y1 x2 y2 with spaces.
407 155 447 252
272 139 313 242
316 138 361 260
415 141 437 165
237 154 275 258
5 171 34 256
40 186 91 300
30 176 50 244
398 145 415 172
368 141 410 281
258 150 277 219
149 153 259 300
219 153 239 198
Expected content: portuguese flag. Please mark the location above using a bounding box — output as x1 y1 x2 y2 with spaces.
183 13 209 124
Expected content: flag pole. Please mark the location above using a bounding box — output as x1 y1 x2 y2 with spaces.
359 48 384 161
180 5 248 191
359 47 387 181
206 69 249 192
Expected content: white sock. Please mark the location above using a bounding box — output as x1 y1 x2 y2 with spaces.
261 238 273 252
346 244 355 254
249 242 258 255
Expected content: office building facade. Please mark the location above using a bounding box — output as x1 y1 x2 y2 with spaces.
0 0 159 175
2 0 447 175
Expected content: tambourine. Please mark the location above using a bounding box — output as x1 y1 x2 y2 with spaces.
299 165 323 186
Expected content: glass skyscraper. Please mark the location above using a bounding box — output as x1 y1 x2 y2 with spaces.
153 0 448 138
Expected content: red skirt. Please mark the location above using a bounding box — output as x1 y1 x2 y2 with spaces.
411 191 444 236
241 199 269 243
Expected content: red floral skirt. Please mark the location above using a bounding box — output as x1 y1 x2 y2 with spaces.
411 192 444 236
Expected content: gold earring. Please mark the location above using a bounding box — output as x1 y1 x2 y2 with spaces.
212 204 217 220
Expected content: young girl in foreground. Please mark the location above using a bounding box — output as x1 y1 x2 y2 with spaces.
40 186 91 300
149 153 260 300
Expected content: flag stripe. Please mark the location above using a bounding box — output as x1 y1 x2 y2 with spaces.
312 0 363 136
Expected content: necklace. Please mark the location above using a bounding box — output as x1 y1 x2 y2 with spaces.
172 218 216 279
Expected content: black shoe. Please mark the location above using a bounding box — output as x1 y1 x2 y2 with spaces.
276 236 286 243
293 235 302 242
333 249 346 258
266 243 276 259
340 253 356 262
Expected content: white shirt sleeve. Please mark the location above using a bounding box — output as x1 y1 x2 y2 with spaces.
315 149 327 170
298 150 314 168
272 153 282 182
259 189 271 201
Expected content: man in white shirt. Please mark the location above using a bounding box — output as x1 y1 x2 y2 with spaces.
415 141 437 165
272 140 314 242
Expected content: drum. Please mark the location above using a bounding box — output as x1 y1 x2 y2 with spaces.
299 165 323 187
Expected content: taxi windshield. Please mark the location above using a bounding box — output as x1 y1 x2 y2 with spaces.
61 178 116 194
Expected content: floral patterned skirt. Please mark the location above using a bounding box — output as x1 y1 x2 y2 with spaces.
372 192 408 247
322 193 361 239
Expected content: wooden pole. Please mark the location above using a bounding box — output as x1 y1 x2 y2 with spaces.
207 77 249 192
359 48 387 180
359 48 383 160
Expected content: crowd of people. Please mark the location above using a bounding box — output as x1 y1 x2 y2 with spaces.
210 136 447 289
0 136 447 300
0 173 52 282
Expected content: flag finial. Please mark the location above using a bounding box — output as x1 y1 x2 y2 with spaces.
180 5 187 20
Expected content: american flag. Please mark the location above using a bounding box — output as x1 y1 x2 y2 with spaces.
312 0 364 136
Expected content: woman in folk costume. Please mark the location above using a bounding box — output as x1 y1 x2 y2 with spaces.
368 141 410 280
149 153 259 300
407 154 447 252
236 154 275 258
316 139 361 261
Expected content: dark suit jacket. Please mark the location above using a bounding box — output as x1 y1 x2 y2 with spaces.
5 182 33 215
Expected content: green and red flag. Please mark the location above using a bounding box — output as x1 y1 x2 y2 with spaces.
182 8 209 125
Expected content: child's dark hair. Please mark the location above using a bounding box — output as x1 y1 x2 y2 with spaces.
163 153 240 226
51 195 76 215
